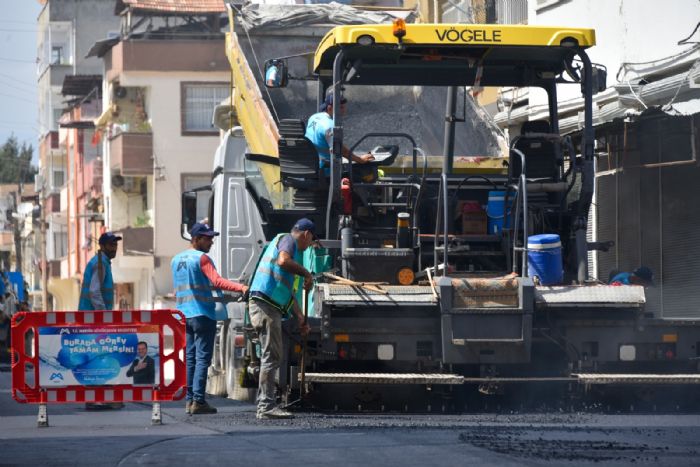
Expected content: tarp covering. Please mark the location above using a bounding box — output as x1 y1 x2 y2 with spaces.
237 2 416 31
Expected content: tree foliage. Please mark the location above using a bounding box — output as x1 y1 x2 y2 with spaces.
0 136 36 184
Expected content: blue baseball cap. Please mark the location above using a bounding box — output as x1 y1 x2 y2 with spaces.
189 223 219 237
98 232 122 245
320 93 347 112
293 218 318 239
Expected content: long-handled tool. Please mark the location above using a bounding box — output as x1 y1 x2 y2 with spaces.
282 289 310 410
322 272 389 294
299 288 308 398
425 267 439 300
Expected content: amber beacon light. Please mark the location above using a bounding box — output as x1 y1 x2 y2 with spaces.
397 267 415 285
393 19 407 40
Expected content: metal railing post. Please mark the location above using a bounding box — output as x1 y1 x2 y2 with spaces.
511 148 528 276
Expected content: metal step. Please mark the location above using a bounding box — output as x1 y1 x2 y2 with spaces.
300 373 700 385
449 307 522 314
321 284 437 305
535 286 645 308
575 373 700 385
301 372 464 385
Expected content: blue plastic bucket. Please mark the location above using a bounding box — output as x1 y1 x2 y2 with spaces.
486 190 513 235
527 234 563 285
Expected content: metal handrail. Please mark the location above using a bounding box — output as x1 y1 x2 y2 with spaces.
510 148 528 277
433 173 450 276
353 181 423 229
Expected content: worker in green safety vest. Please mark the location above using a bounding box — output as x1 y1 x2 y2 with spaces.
249 218 317 419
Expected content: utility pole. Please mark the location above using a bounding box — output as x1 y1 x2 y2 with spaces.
13 161 25 275
11 191 22 275
40 182 48 311
39 197 50 311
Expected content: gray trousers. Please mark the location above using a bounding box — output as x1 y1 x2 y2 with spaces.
248 299 283 414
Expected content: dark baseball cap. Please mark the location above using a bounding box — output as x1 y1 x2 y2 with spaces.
293 218 318 239
98 232 122 245
189 223 219 237
633 266 654 285
320 93 347 112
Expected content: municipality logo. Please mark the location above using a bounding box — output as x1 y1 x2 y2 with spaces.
49 372 64 382
59 328 71 335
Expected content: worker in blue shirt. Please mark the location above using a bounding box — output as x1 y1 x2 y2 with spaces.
305 93 374 176
265 60 282 87
79 232 121 312
609 266 654 286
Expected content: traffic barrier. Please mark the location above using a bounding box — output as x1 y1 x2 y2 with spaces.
11 309 186 426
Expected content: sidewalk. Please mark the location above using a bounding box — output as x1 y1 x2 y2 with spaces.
0 369 238 440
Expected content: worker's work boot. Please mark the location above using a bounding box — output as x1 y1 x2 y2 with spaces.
185 400 192 415
190 401 217 415
257 406 294 420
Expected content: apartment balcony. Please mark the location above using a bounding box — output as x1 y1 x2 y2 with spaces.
49 130 59 149
45 193 61 214
109 132 153 176
77 159 103 197
105 39 227 83
120 226 153 256
48 260 61 278
40 131 64 159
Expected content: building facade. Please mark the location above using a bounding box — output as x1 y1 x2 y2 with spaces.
36 0 120 310
92 0 229 309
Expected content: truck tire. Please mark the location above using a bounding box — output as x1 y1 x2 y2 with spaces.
226 320 256 402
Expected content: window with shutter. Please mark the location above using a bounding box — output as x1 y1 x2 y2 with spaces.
181 82 229 135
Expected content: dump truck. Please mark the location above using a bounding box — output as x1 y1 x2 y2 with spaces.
182 5 700 409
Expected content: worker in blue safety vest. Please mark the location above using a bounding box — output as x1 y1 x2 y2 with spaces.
172 222 248 415
248 218 317 419
79 231 124 410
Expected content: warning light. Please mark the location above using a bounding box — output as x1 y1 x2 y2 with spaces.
397 267 415 285
393 19 406 40
234 334 245 348
334 334 350 343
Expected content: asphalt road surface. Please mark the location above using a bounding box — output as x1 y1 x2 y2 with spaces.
2 368 700 466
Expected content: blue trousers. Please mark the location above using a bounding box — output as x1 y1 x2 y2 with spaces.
185 315 217 403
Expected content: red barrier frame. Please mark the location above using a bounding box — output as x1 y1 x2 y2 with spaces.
11 309 186 405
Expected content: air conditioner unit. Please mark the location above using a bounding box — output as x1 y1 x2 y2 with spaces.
112 174 142 194
113 86 127 99
111 174 125 188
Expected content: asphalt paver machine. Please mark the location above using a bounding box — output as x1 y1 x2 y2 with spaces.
187 14 700 410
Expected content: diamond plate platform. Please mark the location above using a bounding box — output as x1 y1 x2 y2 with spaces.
575 373 700 385
301 372 464 385
321 284 438 305
535 285 646 307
